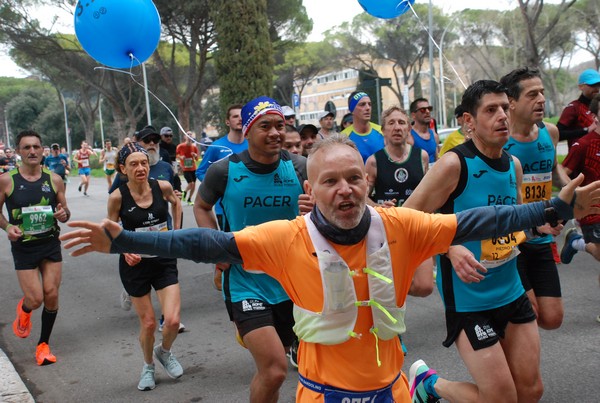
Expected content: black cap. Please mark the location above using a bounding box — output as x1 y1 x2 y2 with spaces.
135 125 159 140
51 143 60 149
298 124 318 137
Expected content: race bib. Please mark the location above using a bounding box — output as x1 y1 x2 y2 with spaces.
81 159 90 168
106 162 115 170
21 206 55 236
480 231 526 268
135 222 168 233
521 173 552 203
135 222 168 258
183 158 194 168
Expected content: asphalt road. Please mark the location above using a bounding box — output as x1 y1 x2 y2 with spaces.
0 177 598 402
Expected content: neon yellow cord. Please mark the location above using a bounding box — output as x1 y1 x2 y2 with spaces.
363 267 393 284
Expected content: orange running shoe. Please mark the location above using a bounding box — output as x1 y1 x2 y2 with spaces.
13 298 32 338
35 343 57 366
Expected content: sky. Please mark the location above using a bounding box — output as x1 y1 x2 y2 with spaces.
0 0 565 78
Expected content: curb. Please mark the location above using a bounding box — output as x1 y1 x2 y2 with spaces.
0 348 35 403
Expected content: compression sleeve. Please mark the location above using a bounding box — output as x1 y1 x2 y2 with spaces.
453 197 573 244
110 227 243 264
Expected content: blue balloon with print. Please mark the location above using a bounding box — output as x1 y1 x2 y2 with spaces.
74 0 161 68
358 0 416 19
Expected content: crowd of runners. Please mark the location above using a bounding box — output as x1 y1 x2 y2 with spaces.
1 67 600 403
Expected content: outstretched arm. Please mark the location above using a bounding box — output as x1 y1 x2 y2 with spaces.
60 219 243 264
454 174 600 245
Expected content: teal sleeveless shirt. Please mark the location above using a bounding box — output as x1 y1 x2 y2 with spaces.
221 155 303 304
438 142 525 312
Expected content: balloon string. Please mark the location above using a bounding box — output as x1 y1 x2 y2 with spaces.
93 54 233 156
406 3 467 90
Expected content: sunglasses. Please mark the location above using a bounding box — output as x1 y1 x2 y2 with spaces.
162 134 173 138
416 106 433 113
142 136 161 144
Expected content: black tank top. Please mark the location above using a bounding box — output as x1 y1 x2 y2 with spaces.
6 168 59 243
371 146 424 206
119 179 169 232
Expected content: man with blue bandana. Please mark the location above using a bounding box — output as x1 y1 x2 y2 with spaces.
193 96 309 403
341 91 384 163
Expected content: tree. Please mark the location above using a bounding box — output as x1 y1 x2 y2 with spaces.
326 5 446 108
573 0 600 69
516 0 576 69
274 41 337 104
152 0 217 136
213 0 274 113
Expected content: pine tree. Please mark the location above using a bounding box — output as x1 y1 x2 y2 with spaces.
213 0 274 113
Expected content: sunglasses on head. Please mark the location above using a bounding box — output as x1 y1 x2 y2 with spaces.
416 106 433 113
142 136 161 144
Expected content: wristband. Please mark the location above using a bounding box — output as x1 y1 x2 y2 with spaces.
4 223 13 232
543 200 559 227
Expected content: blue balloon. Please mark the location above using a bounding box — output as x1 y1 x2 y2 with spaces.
74 0 161 68
358 0 416 19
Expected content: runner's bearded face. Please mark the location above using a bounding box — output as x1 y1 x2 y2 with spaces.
307 144 368 230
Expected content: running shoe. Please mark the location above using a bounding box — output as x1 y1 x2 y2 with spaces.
78 184 82 192
120 290 132 311
35 342 57 366
158 316 186 333
213 267 223 291
137 364 156 391
287 339 299 368
13 298 32 338
408 359 440 403
560 228 583 264
153 345 183 379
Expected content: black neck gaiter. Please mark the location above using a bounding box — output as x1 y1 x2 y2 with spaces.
309 205 371 245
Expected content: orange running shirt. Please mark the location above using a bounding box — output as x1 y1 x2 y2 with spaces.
234 207 457 402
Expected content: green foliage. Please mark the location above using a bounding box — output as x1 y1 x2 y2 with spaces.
213 0 274 111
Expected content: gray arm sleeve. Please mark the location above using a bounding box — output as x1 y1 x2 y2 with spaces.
110 228 243 264
454 197 573 244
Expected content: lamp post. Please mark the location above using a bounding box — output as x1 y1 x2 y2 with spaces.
98 96 105 146
439 10 467 128
428 0 435 117
142 63 152 126
60 92 71 157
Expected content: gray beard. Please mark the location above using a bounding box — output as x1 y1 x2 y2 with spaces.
148 151 160 166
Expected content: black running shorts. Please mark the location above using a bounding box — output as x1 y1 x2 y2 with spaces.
443 293 536 350
516 243 561 297
229 298 295 347
119 255 178 297
11 237 62 270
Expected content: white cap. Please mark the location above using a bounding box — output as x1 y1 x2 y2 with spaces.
281 106 296 117
319 110 334 120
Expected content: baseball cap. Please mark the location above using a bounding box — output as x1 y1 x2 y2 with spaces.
281 106 296 117
578 69 600 86
298 124 318 137
160 126 173 135
319 110 334 120
51 143 60 149
135 125 159 141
